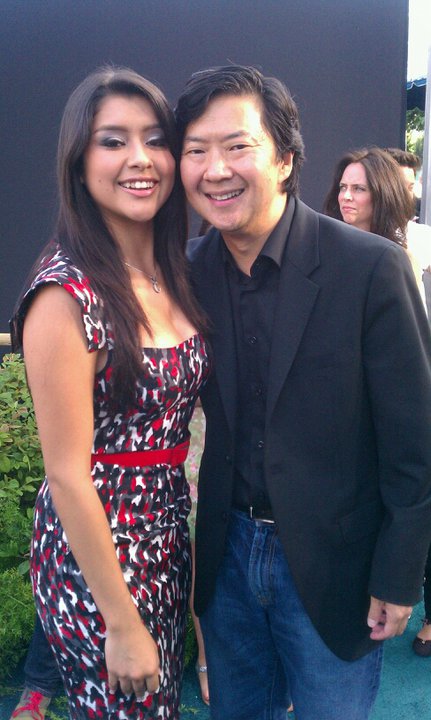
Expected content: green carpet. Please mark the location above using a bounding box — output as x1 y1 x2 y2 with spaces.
1 602 429 719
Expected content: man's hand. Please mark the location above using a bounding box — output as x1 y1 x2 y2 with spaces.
367 596 412 641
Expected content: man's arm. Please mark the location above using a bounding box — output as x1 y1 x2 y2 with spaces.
363 243 431 611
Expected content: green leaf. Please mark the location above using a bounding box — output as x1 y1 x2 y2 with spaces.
0 457 11 472
17 559 30 576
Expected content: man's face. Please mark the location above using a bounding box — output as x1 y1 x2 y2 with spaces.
400 165 416 199
180 94 293 245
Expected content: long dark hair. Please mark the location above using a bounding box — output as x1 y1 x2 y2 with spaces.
323 147 413 245
17 66 206 406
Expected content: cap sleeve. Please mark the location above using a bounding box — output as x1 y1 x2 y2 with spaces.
10 249 107 354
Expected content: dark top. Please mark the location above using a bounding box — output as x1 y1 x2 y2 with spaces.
224 197 295 509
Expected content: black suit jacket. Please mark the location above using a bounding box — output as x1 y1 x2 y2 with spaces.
188 199 431 661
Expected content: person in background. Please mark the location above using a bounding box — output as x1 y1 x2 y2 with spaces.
385 146 431 316
10 65 208 720
323 146 427 308
385 148 431 656
411 550 431 656
10 616 61 719
384 147 421 208
323 146 412 241
176 65 431 720
186 403 210 705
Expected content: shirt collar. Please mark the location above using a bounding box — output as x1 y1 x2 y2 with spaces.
220 195 296 271
259 195 295 268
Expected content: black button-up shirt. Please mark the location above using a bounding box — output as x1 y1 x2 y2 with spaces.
223 197 295 509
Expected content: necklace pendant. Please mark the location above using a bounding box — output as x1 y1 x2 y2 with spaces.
151 277 162 293
124 261 161 292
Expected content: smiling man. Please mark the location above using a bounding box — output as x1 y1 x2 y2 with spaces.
176 65 431 720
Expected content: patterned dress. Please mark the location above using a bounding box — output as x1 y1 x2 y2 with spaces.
14 248 209 719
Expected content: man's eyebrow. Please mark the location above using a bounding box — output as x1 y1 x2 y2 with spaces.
183 130 254 143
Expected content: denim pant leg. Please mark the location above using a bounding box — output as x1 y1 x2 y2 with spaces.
200 512 290 720
200 510 382 720
269 533 383 720
24 613 62 696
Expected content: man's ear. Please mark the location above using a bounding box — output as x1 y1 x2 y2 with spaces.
279 151 294 185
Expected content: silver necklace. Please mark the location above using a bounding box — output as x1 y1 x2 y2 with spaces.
124 261 161 293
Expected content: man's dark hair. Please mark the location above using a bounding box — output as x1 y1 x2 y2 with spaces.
384 148 421 171
175 65 305 196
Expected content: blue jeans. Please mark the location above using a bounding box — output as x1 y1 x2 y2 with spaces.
24 613 62 696
200 510 383 720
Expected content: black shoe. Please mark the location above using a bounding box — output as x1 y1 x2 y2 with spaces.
412 618 431 657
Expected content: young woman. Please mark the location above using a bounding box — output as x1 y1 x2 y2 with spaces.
10 66 209 720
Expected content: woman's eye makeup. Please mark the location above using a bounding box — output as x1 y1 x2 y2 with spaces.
147 134 168 147
339 184 367 193
99 136 125 148
95 134 168 149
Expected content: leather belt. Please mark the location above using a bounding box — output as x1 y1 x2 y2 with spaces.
233 504 275 524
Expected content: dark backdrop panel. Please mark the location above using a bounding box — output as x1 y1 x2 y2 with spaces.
0 0 408 331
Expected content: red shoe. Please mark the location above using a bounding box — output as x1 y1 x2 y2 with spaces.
10 688 51 720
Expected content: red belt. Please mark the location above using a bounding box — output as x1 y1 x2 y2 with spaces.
91 439 190 469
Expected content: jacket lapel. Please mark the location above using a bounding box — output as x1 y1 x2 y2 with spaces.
266 201 321 421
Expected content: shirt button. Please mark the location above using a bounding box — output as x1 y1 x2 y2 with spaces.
248 336 257 345
257 440 264 449
225 455 232 464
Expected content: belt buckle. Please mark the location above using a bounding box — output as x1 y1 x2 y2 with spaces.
249 506 275 524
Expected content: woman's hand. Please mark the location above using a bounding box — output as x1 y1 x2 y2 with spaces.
105 618 160 697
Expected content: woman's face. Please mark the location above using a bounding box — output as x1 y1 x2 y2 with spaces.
338 162 373 232
83 94 175 241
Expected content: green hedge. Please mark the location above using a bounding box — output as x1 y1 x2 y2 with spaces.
0 568 35 682
0 353 40 678
0 354 44 513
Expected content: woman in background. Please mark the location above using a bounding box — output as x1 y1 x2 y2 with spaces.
323 147 412 240
323 146 425 304
10 66 208 719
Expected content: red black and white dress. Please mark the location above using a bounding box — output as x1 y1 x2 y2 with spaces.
14 248 210 719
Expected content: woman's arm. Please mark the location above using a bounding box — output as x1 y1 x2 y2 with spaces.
23 284 159 696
